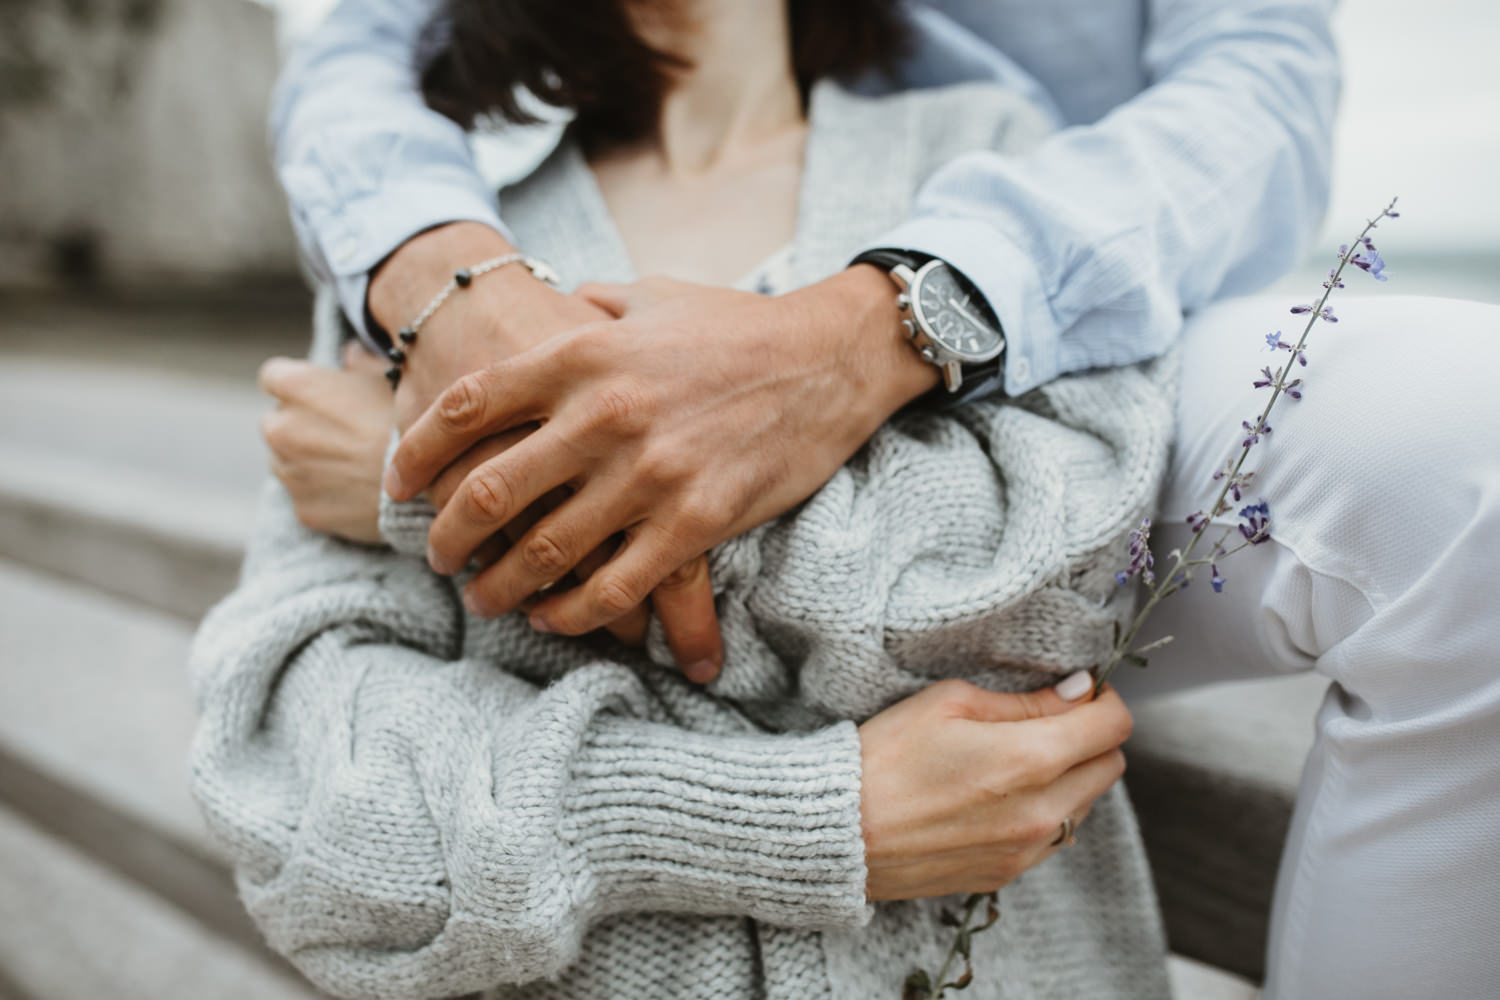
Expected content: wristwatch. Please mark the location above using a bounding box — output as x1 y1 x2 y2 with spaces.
852 250 1006 394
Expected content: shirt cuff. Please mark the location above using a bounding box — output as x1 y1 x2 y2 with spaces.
566 717 874 930
856 216 1059 398
312 177 512 350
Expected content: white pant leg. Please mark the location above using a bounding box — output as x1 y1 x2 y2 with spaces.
1112 294 1500 999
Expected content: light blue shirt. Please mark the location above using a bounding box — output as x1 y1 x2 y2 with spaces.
271 0 1339 399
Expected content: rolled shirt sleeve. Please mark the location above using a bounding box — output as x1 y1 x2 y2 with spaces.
270 0 511 348
866 0 1341 399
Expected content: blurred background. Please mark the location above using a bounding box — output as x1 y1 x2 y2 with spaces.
0 2 1494 998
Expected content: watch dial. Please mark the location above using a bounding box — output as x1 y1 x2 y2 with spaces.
916 265 1003 359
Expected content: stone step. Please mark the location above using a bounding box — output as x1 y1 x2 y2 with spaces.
1127 672 1325 984
0 802 322 1000
0 560 281 967
0 354 267 620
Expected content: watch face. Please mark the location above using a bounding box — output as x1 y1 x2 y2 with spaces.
914 263 1004 361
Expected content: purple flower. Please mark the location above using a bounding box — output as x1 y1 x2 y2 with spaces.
1210 563 1225 593
1187 510 1210 534
1117 517 1156 586
1254 366 1277 389
1351 246 1388 281
1321 306 1338 323
1238 500 1272 544
1265 330 1286 350
1290 304 1313 315
1323 268 1346 290
1283 378 1303 400
1242 417 1272 448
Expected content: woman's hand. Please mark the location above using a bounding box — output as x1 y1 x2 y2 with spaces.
857 675 1130 901
259 344 394 545
384 268 938 638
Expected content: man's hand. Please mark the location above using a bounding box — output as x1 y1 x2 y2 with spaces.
370 223 725 678
384 267 939 641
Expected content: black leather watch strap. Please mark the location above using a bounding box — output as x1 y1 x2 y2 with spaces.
850 249 1007 399
851 248 931 272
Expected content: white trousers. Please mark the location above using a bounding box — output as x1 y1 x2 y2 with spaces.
1112 294 1500 999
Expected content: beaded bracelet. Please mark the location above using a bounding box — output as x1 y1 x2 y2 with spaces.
383 253 562 388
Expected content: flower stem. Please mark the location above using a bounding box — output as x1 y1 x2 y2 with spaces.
1094 197 1398 693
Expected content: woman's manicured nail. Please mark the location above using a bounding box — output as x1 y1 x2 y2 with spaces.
529 613 556 634
1055 671 1094 702
684 660 718 685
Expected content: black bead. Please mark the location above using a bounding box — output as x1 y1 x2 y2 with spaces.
385 366 401 388
454 268 473 288
398 327 417 344
386 347 406 364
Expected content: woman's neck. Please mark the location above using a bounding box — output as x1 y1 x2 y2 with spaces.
637 0 803 174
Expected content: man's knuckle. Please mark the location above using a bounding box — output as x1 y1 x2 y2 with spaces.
658 556 704 590
591 379 655 434
438 372 489 431
521 530 573 577
593 573 641 617
467 466 517 521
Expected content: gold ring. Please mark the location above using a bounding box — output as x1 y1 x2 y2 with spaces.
1052 816 1077 847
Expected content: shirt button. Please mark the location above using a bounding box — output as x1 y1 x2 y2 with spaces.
1009 355 1031 385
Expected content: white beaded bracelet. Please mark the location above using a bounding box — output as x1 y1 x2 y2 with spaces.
384 253 562 388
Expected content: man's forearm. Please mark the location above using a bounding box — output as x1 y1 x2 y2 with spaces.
272 0 510 340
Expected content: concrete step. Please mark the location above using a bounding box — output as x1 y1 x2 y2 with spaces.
0 802 322 1000
0 560 296 971
1127 672 1326 984
0 354 267 620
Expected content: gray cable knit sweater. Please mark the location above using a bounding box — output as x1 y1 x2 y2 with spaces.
190 80 1175 1000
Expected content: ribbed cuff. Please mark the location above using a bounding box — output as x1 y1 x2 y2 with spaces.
564 718 873 930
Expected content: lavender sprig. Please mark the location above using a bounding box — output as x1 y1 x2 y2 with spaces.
904 892 1001 1000
1095 197 1400 693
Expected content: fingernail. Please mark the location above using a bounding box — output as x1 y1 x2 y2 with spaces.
462 588 488 617
684 660 718 685
383 466 406 498
1055 671 1094 702
529 613 556 634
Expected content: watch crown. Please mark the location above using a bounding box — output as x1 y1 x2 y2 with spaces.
919 345 938 362
901 319 916 339
896 293 911 311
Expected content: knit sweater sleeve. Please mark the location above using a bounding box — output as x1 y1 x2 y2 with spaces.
188 482 871 1000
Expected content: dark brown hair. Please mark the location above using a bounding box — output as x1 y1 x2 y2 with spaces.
420 0 908 148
